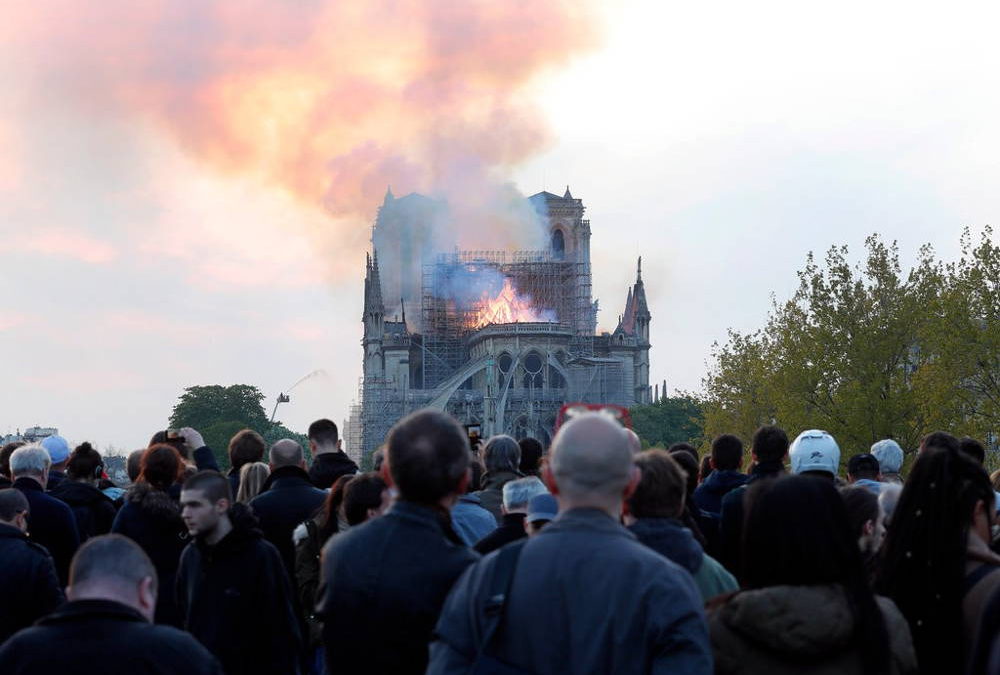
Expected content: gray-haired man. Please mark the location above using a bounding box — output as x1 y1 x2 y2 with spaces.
473 476 549 555
429 412 712 674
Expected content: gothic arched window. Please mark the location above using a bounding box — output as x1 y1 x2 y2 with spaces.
551 229 565 260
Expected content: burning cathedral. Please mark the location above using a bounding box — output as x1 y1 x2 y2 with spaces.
345 187 651 463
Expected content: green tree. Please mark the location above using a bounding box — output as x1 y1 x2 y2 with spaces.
701 233 995 468
169 384 310 469
631 395 705 449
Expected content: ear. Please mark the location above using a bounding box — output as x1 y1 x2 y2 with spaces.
622 465 641 501
137 576 157 619
215 498 230 516
309 440 317 453
543 464 559 495
862 519 875 537
337 439 343 451
455 467 470 495
708 457 717 471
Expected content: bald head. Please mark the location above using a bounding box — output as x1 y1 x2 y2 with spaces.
269 439 304 469
549 413 634 503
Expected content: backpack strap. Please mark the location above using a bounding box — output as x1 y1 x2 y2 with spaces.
964 563 998 596
476 540 527 661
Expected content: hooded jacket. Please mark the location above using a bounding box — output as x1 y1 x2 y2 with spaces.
308 451 358 489
249 464 326 581
708 585 917 675
176 503 302 675
628 517 738 602
0 599 223 675
0 522 64 643
12 477 80 587
49 479 117 540
111 481 188 626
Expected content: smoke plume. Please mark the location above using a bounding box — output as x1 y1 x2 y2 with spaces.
8 1 599 254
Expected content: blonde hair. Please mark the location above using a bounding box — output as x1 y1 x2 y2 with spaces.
236 462 270 503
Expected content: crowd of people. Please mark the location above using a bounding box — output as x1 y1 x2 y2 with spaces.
0 410 999 674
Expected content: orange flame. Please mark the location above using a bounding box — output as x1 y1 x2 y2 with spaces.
472 278 554 328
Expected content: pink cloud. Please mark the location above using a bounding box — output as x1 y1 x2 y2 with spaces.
9 228 118 264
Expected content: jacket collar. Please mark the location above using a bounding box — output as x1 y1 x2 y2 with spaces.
627 517 703 573
389 500 464 544
480 470 523 490
12 476 43 492
0 522 26 540
38 599 148 626
261 464 312 492
544 507 635 540
501 512 528 527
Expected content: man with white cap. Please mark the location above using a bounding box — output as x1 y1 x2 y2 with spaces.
870 439 904 484
788 429 841 481
40 435 71 492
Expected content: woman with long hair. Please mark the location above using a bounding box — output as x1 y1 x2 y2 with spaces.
708 474 915 674
877 439 1000 674
235 462 270 503
111 443 187 626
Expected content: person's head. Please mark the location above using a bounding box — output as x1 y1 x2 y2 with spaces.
138 444 184 491
41 435 71 471
235 462 270 503
317 473 354 540
148 430 187 458
870 439 904 477
371 446 385 472
626 449 687 521
959 437 987 465
518 437 544 475
847 453 881 483
919 430 959 454
710 434 743 471
0 488 29 532
667 446 699 499
67 535 158 622
269 439 305 470
789 429 840 479
342 472 390 526
698 454 713 483
525 492 558 536
877 446 995 672
66 442 104 484
126 449 144 483
1 441 26 478
502 476 548 514
466 455 485 493
180 471 232 540
751 425 789 463
308 418 340 455
9 444 51 487
841 485 885 556
385 410 469 506
624 428 642 455
228 429 266 472
544 412 637 515
743 475 889 673
482 435 521 475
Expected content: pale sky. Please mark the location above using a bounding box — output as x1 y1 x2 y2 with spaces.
2 1 998 452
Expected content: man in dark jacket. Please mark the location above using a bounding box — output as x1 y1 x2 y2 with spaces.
307 418 358 489
718 425 788 577
692 434 748 516
318 409 479 675
249 439 327 580
178 471 302 675
10 444 80 585
474 435 524 523
0 534 221 674
223 428 266 497
428 412 712 675
0 489 64 643
474 476 548 555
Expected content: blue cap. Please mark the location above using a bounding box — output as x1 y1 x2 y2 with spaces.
526 493 558 523
41 435 71 464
